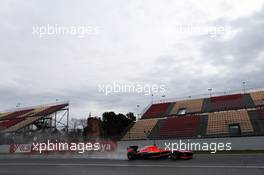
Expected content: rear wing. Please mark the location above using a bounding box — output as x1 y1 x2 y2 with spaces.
127 145 138 152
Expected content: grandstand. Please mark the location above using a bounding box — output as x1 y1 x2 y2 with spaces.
122 89 264 140
0 102 69 133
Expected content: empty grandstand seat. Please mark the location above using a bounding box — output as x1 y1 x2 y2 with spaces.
169 99 203 115
210 94 243 112
158 116 200 139
0 109 34 120
0 113 8 119
26 107 47 117
122 119 158 140
4 116 42 132
31 104 68 117
250 91 264 106
206 110 253 136
0 118 25 130
142 103 171 119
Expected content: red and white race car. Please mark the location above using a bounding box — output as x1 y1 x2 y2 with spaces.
127 145 193 160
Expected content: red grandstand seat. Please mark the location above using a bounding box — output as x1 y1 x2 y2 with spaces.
0 109 34 120
210 94 243 111
0 118 25 130
158 116 200 139
142 103 171 119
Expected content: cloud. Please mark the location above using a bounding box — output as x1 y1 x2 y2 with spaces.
198 5 264 91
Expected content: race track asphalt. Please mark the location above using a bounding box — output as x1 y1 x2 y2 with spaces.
0 154 263 175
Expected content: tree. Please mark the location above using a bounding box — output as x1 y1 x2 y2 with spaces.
102 112 135 139
70 118 87 130
126 112 136 121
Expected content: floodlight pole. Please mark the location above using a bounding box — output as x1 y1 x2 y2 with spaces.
54 112 57 130
16 103 21 108
136 105 140 121
54 99 59 130
66 108 69 133
243 82 246 94
162 95 166 102
208 88 212 97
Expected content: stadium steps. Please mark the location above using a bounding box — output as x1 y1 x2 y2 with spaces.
148 119 166 139
119 121 135 140
163 102 175 116
201 98 211 113
242 94 256 108
247 110 264 135
197 115 208 138
257 108 264 125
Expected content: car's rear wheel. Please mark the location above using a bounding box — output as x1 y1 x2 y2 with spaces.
127 152 136 160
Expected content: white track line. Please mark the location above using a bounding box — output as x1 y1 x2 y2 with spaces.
0 163 263 169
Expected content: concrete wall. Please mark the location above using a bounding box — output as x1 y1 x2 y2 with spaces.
117 136 264 152
0 145 10 153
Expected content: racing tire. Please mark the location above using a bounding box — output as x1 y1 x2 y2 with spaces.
127 152 136 160
170 152 180 160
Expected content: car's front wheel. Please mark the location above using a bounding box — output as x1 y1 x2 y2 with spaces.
170 152 180 160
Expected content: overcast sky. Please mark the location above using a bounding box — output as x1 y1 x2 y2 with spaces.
1 0 264 118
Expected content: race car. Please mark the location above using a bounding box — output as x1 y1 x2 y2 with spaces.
127 145 193 160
